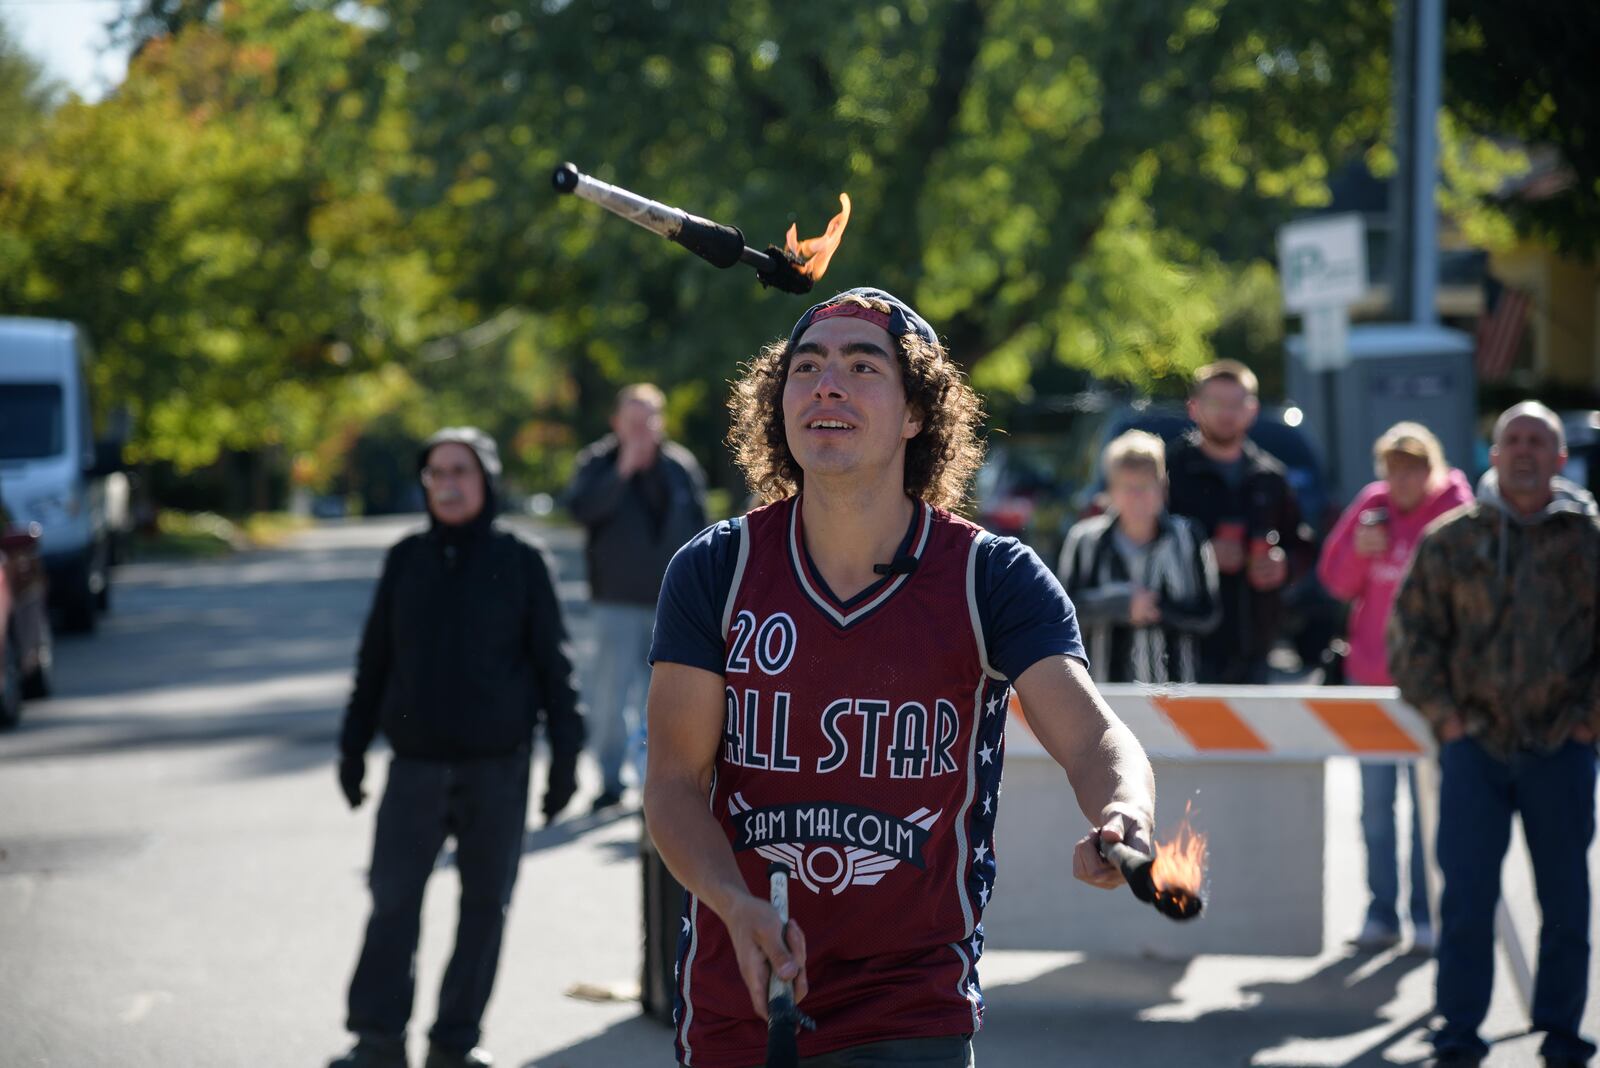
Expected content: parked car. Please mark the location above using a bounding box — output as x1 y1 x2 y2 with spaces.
976 392 1127 564
0 489 54 728
1559 411 1600 499
0 317 125 632
975 439 1085 563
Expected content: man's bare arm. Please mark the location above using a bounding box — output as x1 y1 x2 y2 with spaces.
642 662 807 1015
1012 654 1155 889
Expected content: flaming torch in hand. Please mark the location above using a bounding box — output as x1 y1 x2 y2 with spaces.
1098 804 1208 921
552 162 851 295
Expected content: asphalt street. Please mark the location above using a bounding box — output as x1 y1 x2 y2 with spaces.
0 516 1594 1067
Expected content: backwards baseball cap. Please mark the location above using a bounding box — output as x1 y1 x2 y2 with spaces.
786 286 939 351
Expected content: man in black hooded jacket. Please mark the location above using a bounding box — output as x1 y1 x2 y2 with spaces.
331 427 584 1068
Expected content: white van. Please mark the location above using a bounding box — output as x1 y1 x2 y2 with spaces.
0 318 122 632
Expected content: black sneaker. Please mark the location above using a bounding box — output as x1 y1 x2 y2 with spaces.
424 1045 492 1068
1426 1052 1482 1067
590 789 624 814
329 1036 408 1068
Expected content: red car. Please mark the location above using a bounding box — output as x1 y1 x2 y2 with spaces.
1 490 53 727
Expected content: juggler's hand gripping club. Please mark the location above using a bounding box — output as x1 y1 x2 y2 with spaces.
765 863 816 1068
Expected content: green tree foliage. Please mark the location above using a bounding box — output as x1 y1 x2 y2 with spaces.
1445 1 1600 257
0 3 460 473
0 16 59 155
113 0 224 46
0 1 1553 497
368 0 1395 427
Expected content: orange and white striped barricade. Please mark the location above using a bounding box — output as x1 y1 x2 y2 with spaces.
1004 684 1433 763
985 685 1436 959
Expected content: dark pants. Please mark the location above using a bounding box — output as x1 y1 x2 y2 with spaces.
346 751 530 1052
1360 761 1430 931
796 1036 974 1067
1433 737 1597 1063
702 1035 975 1068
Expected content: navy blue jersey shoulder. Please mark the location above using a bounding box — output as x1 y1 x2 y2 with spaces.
649 518 1085 681
649 518 744 675
979 533 1087 680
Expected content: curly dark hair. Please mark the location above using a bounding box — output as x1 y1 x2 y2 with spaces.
727 297 986 511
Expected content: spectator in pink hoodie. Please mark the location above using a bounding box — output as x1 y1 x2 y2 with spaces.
1319 422 1473 954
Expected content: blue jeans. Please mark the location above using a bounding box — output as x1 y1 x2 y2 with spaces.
587 601 655 795
1433 737 1597 1063
1360 761 1431 931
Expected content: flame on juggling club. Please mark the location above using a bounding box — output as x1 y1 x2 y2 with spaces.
550 161 850 294
784 193 852 282
1149 801 1208 918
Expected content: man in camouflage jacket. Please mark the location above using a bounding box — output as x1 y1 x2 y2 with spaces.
1389 401 1600 1068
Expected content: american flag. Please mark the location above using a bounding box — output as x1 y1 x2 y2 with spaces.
1476 279 1532 382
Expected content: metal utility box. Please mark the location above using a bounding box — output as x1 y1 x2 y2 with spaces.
1286 323 1477 506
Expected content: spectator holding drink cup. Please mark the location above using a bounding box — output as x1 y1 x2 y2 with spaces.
1248 529 1289 592
1319 421 1473 953
1166 360 1311 683
1211 518 1247 577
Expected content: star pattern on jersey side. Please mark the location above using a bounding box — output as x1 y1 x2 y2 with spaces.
974 841 990 864
970 932 982 957
979 882 990 907
985 693 1003 717
982 792 993 816
681 916 691 935
978 741 994 765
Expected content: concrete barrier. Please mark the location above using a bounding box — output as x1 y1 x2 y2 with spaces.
985 685 1436 958
1003 684 1433 763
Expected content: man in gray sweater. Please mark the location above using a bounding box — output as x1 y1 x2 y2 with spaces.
567 384 708 810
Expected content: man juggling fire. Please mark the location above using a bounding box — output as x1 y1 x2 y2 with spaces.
643 287 1159 1067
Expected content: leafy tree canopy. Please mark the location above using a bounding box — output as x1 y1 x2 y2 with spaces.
1445 1 1600 257
0 0 1567 495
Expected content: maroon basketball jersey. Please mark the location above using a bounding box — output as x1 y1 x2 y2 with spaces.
675 496 1012 1067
